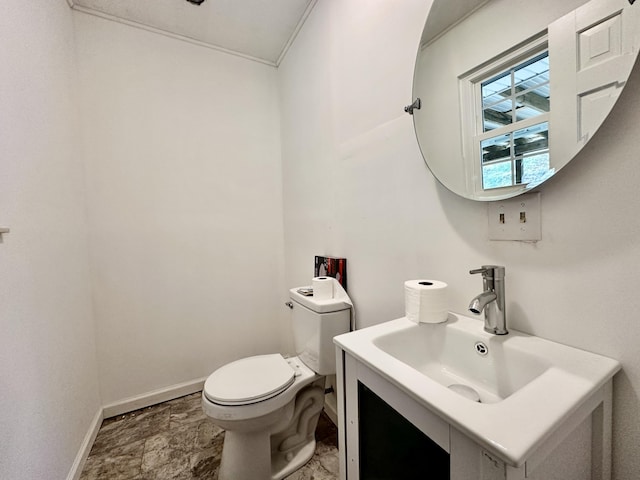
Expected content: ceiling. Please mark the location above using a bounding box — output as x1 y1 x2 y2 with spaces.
421 0 490 46
69 0 317 66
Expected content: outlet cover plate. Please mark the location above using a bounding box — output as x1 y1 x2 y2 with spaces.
488 192 541 241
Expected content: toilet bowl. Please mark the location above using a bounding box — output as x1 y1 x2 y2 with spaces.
201 280 352 480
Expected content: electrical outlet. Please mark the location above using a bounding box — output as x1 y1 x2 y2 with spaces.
488 192 541 241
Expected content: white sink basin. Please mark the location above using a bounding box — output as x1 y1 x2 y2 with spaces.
373 314 550 403
334 313 620 466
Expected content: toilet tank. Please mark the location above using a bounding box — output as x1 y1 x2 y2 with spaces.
289 287 351 376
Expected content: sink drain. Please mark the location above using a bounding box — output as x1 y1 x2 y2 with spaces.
474 341 488 356
448 383 481 402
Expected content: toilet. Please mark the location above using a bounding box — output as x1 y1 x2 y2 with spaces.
201 281 352 480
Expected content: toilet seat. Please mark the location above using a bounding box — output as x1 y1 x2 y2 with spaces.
204 354 296 406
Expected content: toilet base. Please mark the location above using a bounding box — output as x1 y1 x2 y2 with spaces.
216 379 326 480
218 428 272 480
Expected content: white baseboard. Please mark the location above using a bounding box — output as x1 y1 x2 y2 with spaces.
66 408 103 480
102 377 207 419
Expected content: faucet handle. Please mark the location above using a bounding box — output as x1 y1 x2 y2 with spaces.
469 265 505 278
469 267 489 275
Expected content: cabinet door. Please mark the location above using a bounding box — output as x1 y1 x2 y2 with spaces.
342 355 450 480
358 382 450 479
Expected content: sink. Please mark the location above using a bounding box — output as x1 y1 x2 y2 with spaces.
373 314 549 403
334 313 621 466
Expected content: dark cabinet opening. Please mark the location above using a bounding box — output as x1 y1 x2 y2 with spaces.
358 381 450 479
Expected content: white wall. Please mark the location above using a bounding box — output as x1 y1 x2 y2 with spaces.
0 1 101 479
279 0 640 478
73 12 288 404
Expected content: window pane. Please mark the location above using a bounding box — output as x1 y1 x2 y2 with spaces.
482 161 513 190
519 153 550 185
514 53 549 91
513 122 548 156
481 133 511 164
482 73 511 100
482 73 512 131
515 86 549 124
514 122 550 185
483 99 513 131
513 53 549 123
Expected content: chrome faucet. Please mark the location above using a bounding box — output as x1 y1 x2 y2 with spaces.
469 265 507 335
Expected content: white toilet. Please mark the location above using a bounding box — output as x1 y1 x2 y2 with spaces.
201 282 352 480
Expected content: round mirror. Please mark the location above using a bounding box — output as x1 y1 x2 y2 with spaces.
412 0 640 201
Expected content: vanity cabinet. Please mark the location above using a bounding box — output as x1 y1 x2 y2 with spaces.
336 348 613 480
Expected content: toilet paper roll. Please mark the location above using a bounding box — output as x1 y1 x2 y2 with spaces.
313 277 334 300
404 280 449 324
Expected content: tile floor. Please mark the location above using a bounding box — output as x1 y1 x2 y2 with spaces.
80 392 339 480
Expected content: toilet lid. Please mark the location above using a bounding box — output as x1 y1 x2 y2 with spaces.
204 354 296 406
